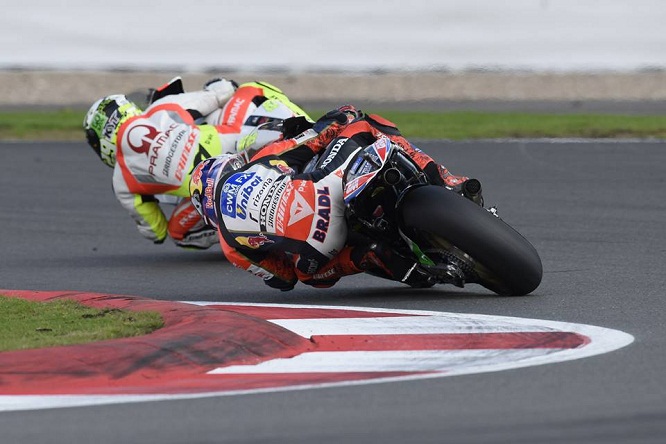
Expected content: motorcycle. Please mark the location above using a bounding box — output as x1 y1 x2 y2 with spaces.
306 136 543 296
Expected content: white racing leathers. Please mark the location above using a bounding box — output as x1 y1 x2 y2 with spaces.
113 90 238 243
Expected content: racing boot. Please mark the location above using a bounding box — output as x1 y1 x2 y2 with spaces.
351 242 435 288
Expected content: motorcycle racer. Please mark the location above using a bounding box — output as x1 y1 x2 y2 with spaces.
189 105 479 290
83 78 311 249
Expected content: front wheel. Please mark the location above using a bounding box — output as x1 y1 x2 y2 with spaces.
399 186 543 295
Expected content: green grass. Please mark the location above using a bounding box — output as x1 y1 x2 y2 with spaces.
373 110 666 140
1 109 666 141
0 109 85 140
0 295 164 351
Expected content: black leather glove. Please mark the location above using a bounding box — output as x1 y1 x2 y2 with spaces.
282 116 314 139
312 105 361 132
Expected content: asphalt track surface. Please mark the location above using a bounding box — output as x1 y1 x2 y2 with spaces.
1 138 665 444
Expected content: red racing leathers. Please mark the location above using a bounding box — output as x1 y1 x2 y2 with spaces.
212 108 469 290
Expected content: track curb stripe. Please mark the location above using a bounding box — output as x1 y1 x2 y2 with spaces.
0 290 313 395
0 291 634 412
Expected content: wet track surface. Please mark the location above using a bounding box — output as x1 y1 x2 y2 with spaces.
1 139 665 443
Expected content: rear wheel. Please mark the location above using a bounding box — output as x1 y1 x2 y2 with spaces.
400 186 543 295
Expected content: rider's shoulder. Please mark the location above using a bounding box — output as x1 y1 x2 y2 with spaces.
363 114 400 135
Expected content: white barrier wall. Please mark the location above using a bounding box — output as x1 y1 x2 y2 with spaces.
1 0 664 72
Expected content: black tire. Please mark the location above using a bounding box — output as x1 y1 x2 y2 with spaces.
400 186 543 295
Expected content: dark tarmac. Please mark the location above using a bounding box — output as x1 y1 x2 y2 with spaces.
0 137 664 443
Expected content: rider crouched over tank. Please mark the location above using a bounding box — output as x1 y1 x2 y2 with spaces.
189 105 483 290
83 77 311 249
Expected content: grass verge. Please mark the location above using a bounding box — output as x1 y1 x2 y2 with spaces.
0 295 164 352
1 109 665 141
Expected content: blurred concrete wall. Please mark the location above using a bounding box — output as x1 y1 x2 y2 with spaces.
2 0 665 106
2 0 664 72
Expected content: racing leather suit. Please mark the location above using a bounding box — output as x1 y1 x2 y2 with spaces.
212 108 469 290
113 81 306 248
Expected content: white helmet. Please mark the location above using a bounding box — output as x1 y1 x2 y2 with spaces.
83 94 142 167
236 100 299 153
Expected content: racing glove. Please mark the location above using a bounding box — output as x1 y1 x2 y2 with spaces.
203 78 237 107
130 195 168 244
422 163 468 188
313 105 362 132
282 116 314 139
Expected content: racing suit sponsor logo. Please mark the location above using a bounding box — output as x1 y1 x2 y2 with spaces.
254 177 276 230
344 177 362 196
235 234 274 249
265 200 280 232
320 137 348 169
247 264 274 279
174 131 198 181
288 191 314 226
269 159 294 175
226 98 246 126
127 124 163 155
221 172 259 219
275 181 292 234
162 128 188 177
305 257 320 275
264 178 288 233
310 266 338 281
252 176 274 209
204 177 215 209
126 123 183 177
312 187 330 242
103 111 120 139
239 175 263 221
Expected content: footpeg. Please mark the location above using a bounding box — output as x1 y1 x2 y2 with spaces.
421 263 466 288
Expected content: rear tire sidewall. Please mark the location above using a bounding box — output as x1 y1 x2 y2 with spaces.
400 186 543 295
